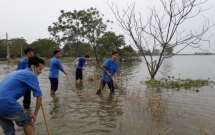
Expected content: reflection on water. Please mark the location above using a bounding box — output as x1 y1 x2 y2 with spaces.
0 56 214 135
160 58 174 78
97 93 123 129
49 96 60 119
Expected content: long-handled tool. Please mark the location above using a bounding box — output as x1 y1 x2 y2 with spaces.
114 83 123 93
31 65 51 135
41 103 51 135
60 62 76 92
111 77 123 93
66 75 76 92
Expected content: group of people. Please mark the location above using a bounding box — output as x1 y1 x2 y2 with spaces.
0 47 119 135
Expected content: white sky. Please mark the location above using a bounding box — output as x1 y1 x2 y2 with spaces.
0 0 214 54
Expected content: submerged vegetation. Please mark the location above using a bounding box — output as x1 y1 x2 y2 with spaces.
144 76 215 91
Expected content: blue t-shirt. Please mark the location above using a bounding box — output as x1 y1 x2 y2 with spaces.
76 57 86 70
49 56 63 78
101 59 118 82
16 58 28 70
0 68 42 115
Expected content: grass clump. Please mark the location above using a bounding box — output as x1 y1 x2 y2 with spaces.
145 76 215 91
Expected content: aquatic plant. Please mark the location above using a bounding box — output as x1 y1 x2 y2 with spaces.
145 77 214 91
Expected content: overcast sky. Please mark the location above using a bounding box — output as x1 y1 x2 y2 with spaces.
0 0 214 54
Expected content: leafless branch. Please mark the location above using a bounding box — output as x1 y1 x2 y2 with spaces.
108 0 214 78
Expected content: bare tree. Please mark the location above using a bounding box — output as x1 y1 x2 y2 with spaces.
109 0 214 79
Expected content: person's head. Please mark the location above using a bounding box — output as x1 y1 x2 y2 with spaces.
85 55 89 60
24 47 34 58
28 56 45 75
111 51 118 61
53 50 61 58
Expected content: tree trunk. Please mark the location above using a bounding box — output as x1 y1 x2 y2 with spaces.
76 42 79 57
150 71 155 79
93 47 99 64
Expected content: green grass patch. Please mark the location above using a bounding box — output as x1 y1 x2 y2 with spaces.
144 76 215 91
59 57 74 63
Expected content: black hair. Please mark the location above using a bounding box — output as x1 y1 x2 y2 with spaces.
85 55 89 58
28 56 45 68
112 51 118 55
53 50 60 55
24 47 34 55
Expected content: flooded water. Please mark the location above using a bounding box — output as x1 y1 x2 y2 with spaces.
0 55 215 135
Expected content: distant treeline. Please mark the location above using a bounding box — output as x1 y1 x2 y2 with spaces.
0 37 139 59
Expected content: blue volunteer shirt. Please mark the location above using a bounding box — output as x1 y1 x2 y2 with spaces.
0 68 42 115
16 57 28 70
101 59 118 82
76 57 86 70
49 56 63 78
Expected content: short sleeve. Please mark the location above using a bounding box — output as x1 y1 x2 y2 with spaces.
55 60 63 71
25 74 42 97
103 59 110 68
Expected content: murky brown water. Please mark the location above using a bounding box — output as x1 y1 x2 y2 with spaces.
0 55 215 135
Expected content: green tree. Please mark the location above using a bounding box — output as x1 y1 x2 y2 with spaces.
48 10 85 57
97 31 125 57
9 38 28 58
62 42 94 57
82 8 109 63
119 45 138 57
48 8 109 63
0 39 7 58
30 38 59 58
0 38 28 58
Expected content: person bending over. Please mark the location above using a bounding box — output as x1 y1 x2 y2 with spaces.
73 55 89 83
0 56 44 135
96 51 118 95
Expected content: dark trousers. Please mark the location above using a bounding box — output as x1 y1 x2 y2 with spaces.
96 80 114 94
49 78 59 91
76 70 83 80
22 89 31 108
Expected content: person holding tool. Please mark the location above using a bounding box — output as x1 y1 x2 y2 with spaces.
96 51 118 95
0 56 44 135
49 50 67 95
73 55 89 83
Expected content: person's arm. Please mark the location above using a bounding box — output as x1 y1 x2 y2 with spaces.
101 65 111 76
113 63 118 84
24 74 43 125
61 69 67 75
101 60 111 76
30 96 42 124
56 60 67 75
73 58 79 67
